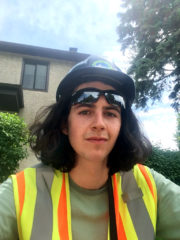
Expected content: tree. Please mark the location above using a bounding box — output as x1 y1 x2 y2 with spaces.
175 113 180 150
117 0 180 111
0 112 29 183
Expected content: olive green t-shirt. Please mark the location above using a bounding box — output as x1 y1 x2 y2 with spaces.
69 176 109 240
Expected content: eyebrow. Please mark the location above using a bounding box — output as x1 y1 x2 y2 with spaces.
105 106 121 114
73 103 121 113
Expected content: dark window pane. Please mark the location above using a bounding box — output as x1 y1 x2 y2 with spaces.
23 64 35 89
35 64 47 90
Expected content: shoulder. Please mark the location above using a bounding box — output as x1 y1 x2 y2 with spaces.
0 177 14 198
13 163 56 176
0 178 18 239
11 164 64 193
147 167 180 206
148 167 180 192
134 165 180 196
148 168 180 239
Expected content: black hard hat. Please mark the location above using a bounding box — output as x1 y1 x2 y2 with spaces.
56 55 135 105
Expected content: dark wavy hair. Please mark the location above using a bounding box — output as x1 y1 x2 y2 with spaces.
29 94 152 175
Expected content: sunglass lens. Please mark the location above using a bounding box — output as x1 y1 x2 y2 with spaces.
73 91 99 104
105 93 124 107
72 89 125 108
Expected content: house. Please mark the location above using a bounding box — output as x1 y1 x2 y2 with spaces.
0 41 89 169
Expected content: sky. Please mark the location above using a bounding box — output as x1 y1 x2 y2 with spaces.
0 0 178 150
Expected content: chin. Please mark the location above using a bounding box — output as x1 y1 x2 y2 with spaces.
89 153 108 163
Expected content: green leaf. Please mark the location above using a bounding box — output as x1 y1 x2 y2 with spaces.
0 112 30 182
117 0 180 111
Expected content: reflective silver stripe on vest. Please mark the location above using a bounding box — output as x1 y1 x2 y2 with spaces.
30 165 54 240
121 170 155 240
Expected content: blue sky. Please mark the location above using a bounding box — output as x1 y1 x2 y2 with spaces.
0 0 120 55
0 0 178 149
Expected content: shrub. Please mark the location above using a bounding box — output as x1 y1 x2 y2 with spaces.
146 146 180 185
0 112 29 183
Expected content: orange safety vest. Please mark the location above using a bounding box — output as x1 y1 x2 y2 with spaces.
11 164 157 240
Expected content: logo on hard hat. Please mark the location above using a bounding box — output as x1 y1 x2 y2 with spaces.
92 60 115 70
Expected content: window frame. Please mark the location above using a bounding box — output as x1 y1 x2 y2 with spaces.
21 59 49 92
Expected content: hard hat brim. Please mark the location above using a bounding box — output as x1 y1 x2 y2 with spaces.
56 67 135 105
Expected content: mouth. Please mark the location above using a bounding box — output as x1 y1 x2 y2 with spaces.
86 137 108 143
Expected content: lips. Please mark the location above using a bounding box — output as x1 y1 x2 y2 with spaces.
86 137 108 142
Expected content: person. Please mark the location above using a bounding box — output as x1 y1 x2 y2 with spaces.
0 56 180 240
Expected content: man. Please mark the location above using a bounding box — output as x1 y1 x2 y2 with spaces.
0 56 180 240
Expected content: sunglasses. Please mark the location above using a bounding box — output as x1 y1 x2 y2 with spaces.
71 88 125 108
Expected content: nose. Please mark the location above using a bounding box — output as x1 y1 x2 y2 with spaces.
91 97 107 131
92 111 106 131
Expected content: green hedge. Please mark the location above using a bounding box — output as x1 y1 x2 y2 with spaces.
146 146 180 185
0 112 29 183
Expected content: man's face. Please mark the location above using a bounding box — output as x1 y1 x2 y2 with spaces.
62 81 121 166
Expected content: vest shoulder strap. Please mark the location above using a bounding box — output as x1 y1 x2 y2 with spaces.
112 164 157 240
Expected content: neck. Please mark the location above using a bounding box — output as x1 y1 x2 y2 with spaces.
69 159 109 189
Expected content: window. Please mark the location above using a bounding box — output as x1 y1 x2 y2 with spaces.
22 60 49 91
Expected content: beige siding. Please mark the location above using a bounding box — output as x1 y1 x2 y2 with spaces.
0 52 22 84
0 51 76 170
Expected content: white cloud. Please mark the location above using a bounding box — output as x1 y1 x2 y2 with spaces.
103 46 133 72
0 0 122 54
137 106 174 118
0 0 15 31
136 106 178 150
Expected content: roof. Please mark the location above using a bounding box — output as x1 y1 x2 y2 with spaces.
0 41 89 62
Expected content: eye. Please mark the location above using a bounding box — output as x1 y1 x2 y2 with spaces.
105 111 118 118
79 110 91 115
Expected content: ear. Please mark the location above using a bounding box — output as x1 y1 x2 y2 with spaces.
62 127 68 135
61 122 68 135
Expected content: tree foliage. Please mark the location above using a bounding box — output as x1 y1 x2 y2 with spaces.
146 146 180 185
175 113 180 150
117 0 180 111
0 112 29 183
